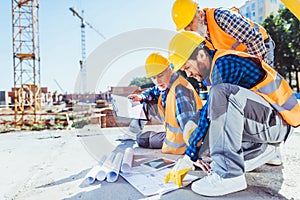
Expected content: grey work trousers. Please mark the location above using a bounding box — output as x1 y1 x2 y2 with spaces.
208 84 293 178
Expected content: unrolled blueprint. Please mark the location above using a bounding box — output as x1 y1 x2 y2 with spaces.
120 166 199 197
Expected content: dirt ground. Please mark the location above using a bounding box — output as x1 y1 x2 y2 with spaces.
0 124 299 200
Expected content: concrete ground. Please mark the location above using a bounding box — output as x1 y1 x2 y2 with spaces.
0 124 299 200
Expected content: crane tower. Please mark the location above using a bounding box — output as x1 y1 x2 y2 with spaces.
69 8 87 94
69 7 106 94
12 0 41 126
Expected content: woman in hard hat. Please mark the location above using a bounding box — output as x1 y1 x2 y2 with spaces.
172 0 275 67
164 31 299 196
128 52 202 155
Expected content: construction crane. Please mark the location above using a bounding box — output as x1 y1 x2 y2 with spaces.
69 7 106 94
12 0 41 126
53 79 65 94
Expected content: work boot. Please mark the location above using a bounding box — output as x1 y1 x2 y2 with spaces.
266 145 282 166
244 145 277 172
191 171 247 196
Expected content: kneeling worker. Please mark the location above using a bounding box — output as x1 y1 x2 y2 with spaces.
164 31 299 196
128 52 202 154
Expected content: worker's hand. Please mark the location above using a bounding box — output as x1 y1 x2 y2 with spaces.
127 94 142 102
193 159 211 173
164 155 193 187
183 120 197 146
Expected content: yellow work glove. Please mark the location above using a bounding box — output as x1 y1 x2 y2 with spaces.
164 155 193 187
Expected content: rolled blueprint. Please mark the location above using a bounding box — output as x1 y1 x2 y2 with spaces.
106 152 124 182
121 147 134 173
84 155 107 184
96 152 116 181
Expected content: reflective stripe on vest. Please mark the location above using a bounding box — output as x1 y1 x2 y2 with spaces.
166 122 182 133
164 138 186 149
158 75 203 154
258 73 281 94
272 94 298 112
232 41 241 50
211 50 300 127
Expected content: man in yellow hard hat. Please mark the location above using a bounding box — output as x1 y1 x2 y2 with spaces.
164 31 299 196
172 0 275 67
128 52 202 154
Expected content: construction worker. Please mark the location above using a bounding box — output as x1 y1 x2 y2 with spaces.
127 52 202 154
164 31 299 196
172 0 275 67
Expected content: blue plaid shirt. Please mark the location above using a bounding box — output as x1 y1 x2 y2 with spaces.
208 8 269 65
185 51 265 161
140 73 198 130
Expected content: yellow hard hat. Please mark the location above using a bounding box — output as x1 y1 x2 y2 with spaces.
145 53 170 78
168 31 205 72
172 0 198 31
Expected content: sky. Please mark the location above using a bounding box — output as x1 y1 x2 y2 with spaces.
0 0 247 94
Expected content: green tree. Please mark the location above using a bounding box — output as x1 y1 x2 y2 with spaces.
262 8 300 91
129 77 153 87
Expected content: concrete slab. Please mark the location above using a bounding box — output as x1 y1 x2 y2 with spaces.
0 124 299 200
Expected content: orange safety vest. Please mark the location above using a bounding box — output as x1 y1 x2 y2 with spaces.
204 8 269 52
211 50 300 127
158 75 203 154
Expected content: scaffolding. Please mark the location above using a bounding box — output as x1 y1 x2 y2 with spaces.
12 0 41 126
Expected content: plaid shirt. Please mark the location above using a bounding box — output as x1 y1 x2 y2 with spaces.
209 8 267 63
141 73 198 130
185 52 265 161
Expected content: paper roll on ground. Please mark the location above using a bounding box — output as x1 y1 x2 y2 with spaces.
84 155 106 184
96 152 116 181
107 152 124 182
121 147 134 173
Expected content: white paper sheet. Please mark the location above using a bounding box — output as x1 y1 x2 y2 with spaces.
120 166 199 197
84 155 107 184
121 147 134 173
112 94 147 119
